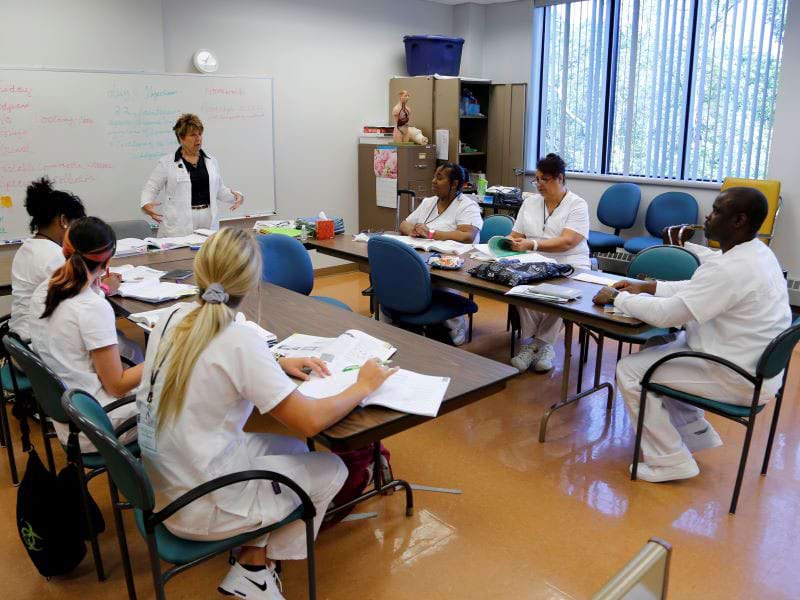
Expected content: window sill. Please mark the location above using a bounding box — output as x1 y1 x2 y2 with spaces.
525 171 722 191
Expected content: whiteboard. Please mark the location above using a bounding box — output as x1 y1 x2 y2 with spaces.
0 68 276 242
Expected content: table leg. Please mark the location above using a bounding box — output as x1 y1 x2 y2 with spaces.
538 321 614 443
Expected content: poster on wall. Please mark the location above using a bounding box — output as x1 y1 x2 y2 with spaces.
374 146 398 209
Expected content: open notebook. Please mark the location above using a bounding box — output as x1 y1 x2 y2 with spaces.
384 234 474 255
109 265 165 282
117 281 197 303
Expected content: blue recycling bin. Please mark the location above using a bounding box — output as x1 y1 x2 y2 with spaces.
403 35 465 76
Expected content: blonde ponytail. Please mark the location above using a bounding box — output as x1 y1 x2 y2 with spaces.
156 228 262 431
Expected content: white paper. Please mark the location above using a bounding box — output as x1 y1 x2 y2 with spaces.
253 219 295 230
109 265 166 282
272 334 336 359
144 234 207 250
506 283 581 301
114 238 148 257
128 303 194 329
234 312 277 344
384 234 473 255
503 252 557 265
118 280 197 302
194 228 215 237
435 129 449 160
573 272 624 286
376 176 398 209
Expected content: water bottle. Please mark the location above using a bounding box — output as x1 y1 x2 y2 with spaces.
300 224 308 242
477 175 488 200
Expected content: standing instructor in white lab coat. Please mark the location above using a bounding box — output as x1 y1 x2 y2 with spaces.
140 113 244 237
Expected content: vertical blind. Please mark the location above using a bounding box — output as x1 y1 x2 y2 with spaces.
535 0 788 182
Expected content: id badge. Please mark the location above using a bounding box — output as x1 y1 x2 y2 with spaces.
138 408 158 454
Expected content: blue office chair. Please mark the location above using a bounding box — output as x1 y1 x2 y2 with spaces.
257 234 352 311
61 389 318 600
624 192 698 254
367 236 478 340
479 214 515 243
588 183 641 254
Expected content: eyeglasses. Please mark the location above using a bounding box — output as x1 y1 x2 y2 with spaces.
532 175 553 184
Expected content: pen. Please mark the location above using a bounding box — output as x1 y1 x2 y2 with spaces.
1 239 23 245
342 361 392 372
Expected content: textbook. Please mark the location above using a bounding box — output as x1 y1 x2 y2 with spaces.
127 303 194 330
117 281 197 303
384 234 474 255
505 283 582 303
109 265 165 282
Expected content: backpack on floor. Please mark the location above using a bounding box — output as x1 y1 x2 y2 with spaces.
322 443 392 528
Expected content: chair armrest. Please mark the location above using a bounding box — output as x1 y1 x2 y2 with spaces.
114 415 138 438
641 350 759 389
150 470 316 528
103 395 136 415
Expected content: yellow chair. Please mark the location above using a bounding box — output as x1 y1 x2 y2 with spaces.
709 177 781 247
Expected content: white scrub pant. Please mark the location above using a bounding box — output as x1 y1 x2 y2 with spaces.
180 433 347 561
616 333 758 467
191 207 213 231
517 308 561 346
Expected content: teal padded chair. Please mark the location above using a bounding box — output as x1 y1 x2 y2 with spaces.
632 318 800 514
61 389 319 600
257 233 352 311
479 214 515 243
588 183 641 254
3 335 140 583
623 192 698 254
368 236 478 341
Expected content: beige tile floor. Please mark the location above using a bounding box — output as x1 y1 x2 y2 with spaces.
0 271 798 599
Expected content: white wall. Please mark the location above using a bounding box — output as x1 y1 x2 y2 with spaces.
0 0 164 71
480 0 800 276
453 3 487 78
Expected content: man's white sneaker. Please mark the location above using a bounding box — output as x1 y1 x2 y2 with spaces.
678 419 723 453
218 562 285 600
447 315 468 346
511 343 538 372
630 459 700 483
534 343 556 373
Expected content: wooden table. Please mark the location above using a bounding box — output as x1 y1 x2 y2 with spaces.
109 255 517 515
306 235 652 441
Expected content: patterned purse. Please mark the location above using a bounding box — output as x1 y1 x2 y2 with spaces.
468 260 574 287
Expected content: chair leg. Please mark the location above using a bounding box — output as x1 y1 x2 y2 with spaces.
730 417 757 514
109 480 137 600
305 518 317 600
631 387 648 481
762 389 785 475
617 340 623 363
76 460 106 581
147 533 167 600
40 411 56 475
0 393 18 485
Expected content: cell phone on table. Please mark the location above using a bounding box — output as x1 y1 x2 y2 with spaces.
163 269 193 281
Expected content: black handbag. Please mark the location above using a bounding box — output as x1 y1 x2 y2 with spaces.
468 260 574 287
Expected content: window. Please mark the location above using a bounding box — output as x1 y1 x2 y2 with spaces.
533 0 789 182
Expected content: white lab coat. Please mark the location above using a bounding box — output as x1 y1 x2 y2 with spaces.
140 151 235 237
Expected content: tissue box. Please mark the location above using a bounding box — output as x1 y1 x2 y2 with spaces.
316 219 335 240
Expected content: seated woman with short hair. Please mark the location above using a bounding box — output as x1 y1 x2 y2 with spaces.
399 163 483 344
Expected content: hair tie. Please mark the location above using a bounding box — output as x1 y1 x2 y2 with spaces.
61 229 115 263
201 282 229 305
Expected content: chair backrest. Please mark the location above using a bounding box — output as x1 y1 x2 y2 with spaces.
756 318 800 380
61 389 155 511
109 219 153 240
644 192 698 238
367 236 432 314
720 177 782 246
597 183 641 232
479 214 515 243
256 234 314 296
592 538 672 600
627 245 700 282
2 335 67 423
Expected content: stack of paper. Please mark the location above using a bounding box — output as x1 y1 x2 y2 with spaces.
145 234 207 250
471 243 556 265
114 238 148 257
193 228 215 237
572 272 625 286
118 280 197 303
128 303 193 330
109 265 166 282
506 283 581 303
253 219 295 231
234 312 277 346
384 234 473 255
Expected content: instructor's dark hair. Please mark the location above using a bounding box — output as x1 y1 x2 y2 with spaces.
41 217 116 319
438 162 470 195
535 153 567 180
24 177 86 234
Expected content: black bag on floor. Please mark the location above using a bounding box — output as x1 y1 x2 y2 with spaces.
58 463 106 541
16 449 87 577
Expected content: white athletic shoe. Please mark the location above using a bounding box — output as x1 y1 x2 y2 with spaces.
630 459 700 483
218 562 285 600
511 343 538 372
678 419 723 453
449 315 468 346
534 343 556 373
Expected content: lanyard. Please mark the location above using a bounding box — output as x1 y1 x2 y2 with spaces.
423 195 458 226
542 192 567 226
145 308 181 407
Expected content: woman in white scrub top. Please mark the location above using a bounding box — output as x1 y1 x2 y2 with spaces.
399 162 483 344
140 113 244 237
507 154 591 373
136 227 397 600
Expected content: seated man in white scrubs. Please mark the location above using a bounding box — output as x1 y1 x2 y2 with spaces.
507 154 591 372
592 187 791 482
399 162 483 345
137 227 397 600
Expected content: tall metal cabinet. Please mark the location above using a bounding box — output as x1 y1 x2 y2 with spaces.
389 77 527 188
